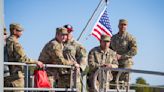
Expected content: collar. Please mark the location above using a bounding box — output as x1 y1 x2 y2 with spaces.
98 46 109 54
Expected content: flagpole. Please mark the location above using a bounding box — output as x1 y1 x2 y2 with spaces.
77 0 108 41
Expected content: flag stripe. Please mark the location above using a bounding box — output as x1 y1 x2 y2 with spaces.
92 29 101 39
94 28 101 36
97 22 112 37
92 33 100 40
97 23 112 37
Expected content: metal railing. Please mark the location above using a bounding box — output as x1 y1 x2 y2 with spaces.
4 62 164 92
93 67 164 92
4 62 82 92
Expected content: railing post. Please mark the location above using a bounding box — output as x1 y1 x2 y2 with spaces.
82 75 87 92
126 73 130 92
116 71 122 92
24 64 29 92
70 66 75 91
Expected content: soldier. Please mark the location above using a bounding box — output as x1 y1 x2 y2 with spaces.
4 28 10 77
88 35 118 92
5 23 43 92
38 27 74 88
110 19 137 87
63 24 87 92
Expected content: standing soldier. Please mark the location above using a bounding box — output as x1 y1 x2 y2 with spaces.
38 27 74 88
110 19 137 88
63 24 87 92
88 35 118 92
4 28 10 77
5 23 43 92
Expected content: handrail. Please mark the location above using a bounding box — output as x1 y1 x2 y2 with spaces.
4 88 77 91
4 62 72 68
93 67 164 92
4 62 77 92
107 68 164 76
4 62 164 92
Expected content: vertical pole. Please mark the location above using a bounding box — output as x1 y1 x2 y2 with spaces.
126 73 130 92
77 0 106 41
82 75 86 92
24 65 29 92
0 0 4 91
70 67 74 91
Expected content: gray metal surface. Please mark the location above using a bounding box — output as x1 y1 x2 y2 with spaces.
0 0 4 92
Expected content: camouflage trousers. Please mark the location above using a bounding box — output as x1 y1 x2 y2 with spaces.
4 71 24 92
73 69 81 92
111 64 132 89
119 63 132 82
87 70 111 92
57 69 82 92
57 74 70 88
87 79 98 92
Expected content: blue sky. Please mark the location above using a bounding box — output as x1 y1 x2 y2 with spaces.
4 0 164 85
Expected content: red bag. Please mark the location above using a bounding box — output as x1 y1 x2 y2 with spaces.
34 68 52 88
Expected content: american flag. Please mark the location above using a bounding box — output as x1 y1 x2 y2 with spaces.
91 8 112 40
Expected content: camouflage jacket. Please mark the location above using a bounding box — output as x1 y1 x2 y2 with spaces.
39 38 71 65
38 38 71 75
88 46 118 73
63 38 87 71
110 31 137 65
6 35 36 75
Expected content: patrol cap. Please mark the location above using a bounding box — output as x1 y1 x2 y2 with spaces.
100 35 111 42
10 23 24 31
56 27 68 35
119 19 128 25
63 24 73 33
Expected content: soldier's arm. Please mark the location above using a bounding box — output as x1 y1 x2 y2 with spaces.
121 37 137 59
38 47 47 64
88 50 99 72
76 46 87 71
51 45 73 65
14 42 37 64
104 52 118 68
111 52 119 68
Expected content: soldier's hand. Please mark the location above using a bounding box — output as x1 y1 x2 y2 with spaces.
67 60 74 65
74 63 80 68
36 61 43 68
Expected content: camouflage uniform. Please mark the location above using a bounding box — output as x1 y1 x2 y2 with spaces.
88 35 118 92
111 31 137 68
63 38 87 92
110 19 137 85
38 27 72 88
5 23 37 92
4 28 10 77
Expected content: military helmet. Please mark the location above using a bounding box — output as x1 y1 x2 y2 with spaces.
63 24 73 33
10 23 24 32
100 34 111 42
119 19 128 25
56 27 68 35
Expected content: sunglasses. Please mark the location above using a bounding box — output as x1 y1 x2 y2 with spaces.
16 29 23 32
